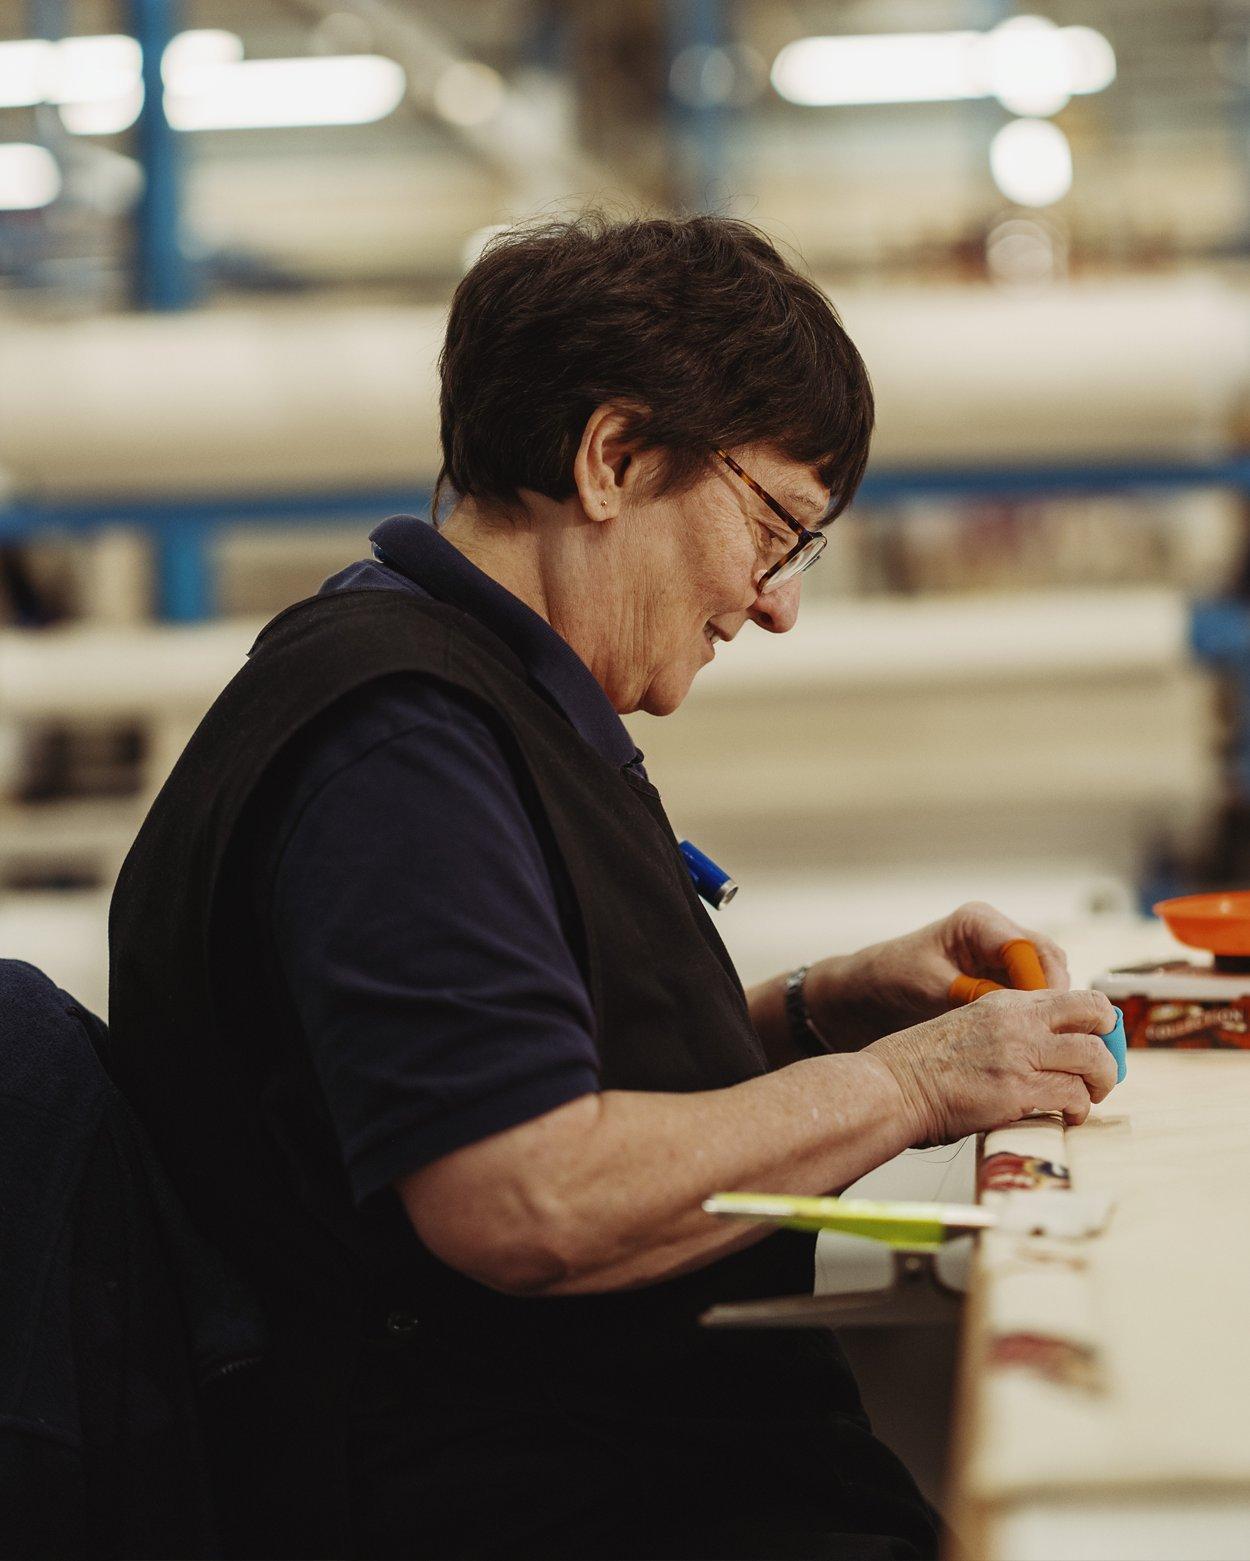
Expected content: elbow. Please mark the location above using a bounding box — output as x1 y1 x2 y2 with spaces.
407 1183 590 1298
392 1095 607 1297
468 1218 577 1297
479 1247 571 1298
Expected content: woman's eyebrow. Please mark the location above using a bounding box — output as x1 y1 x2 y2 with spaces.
782 488 827 522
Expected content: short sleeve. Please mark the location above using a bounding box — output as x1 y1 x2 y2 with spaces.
263 678 600 1202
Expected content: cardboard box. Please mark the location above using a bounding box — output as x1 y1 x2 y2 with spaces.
1094 961 1250 1050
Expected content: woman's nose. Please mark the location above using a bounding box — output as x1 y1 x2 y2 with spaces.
748 575 802 634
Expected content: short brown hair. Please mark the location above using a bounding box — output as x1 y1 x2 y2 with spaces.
435 213 873 523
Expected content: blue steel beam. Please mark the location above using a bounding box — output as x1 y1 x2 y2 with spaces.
858 456 1250 503
154 518 214 622
3 454 1250 619
3 453 1249 540
0 488 433 537
0 489 433 621
129 0 195 309
664 0 730 210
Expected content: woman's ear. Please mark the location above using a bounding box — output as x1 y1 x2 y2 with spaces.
572 403 644 522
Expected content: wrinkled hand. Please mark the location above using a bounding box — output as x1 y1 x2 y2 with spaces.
809 901 1071 1046
869 987 1119 1144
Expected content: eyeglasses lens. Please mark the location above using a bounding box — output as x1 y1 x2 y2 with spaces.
761 534 826 594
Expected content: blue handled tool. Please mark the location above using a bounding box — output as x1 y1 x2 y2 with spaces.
678 840 738 909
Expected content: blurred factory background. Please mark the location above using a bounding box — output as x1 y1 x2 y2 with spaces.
1 0 1246 1017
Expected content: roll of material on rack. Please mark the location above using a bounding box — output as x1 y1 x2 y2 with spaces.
3 278 1246 500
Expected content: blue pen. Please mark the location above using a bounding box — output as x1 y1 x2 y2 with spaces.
678 840 738 909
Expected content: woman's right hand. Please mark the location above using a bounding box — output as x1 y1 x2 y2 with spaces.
867 987 1119 1145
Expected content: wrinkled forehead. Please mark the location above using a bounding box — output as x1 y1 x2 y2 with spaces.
751 453 830 525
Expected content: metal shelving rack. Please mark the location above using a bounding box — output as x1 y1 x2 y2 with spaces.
4 1 1249 839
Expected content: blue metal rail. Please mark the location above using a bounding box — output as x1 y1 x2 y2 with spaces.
0 487 433 621
4 460 1250 900
128 0 196 310
7 456 1250 619
860 456 1250 501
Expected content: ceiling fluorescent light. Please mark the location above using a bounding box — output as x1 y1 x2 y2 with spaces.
0 143 62 210
0 39 56 107
0 33 141 121
0 31 404 135
0 30 240 134
60 30 243 134
984 16 1073 117
772 19 1115 110
54 33 140 104
990 117 1073 206
772 31 981 107
162 29 244 84
166 55 407 131
59 86 144 136
1063 26 1117 95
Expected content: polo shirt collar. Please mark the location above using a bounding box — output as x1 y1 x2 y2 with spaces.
369 516 639 770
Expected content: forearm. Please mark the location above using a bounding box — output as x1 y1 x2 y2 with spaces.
403 1048 918 1297
552 1052 914 1292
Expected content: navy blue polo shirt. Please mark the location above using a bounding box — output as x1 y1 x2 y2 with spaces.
257 516 640 1202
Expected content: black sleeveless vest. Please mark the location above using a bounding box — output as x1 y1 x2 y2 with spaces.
108 589 867 1551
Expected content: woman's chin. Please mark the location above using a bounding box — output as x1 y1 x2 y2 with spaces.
637 665 698 717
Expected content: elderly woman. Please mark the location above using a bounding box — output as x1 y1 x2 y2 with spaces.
109 215 1116 1561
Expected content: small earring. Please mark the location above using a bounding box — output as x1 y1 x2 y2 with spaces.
601 500 608 508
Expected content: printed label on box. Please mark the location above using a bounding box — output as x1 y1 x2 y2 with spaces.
1119 995 1250 1049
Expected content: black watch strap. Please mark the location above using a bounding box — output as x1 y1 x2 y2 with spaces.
783 965 832 1058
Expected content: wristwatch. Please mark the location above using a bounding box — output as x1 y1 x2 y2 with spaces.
783 964 832 1057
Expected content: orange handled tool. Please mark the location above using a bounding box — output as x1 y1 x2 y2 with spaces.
948 939 1048 1006
949 974 1005 1004
998 937 1047 991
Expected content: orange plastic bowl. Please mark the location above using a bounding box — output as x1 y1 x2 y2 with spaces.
1153 892 1250 956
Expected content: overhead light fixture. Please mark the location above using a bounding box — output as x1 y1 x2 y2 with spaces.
0 143 62 210
771 16 1115 111
0 39 61 108
0 29 407 134
167 56 406 131
773 31 980 107
161 29 244 84
990 118 1073 207
985 16 1074 116
0 31 140 126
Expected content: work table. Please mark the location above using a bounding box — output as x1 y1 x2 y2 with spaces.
954 1052 1250 1561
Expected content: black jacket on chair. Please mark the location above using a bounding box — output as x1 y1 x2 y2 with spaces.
0 959 266 1560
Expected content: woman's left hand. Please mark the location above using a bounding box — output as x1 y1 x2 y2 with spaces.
806 901 1071 1049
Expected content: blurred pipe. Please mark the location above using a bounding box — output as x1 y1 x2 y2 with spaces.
286 0 642 215
128 0 196 309
2 282 1249 502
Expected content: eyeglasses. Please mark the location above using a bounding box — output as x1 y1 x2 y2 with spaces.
716 450 828 595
